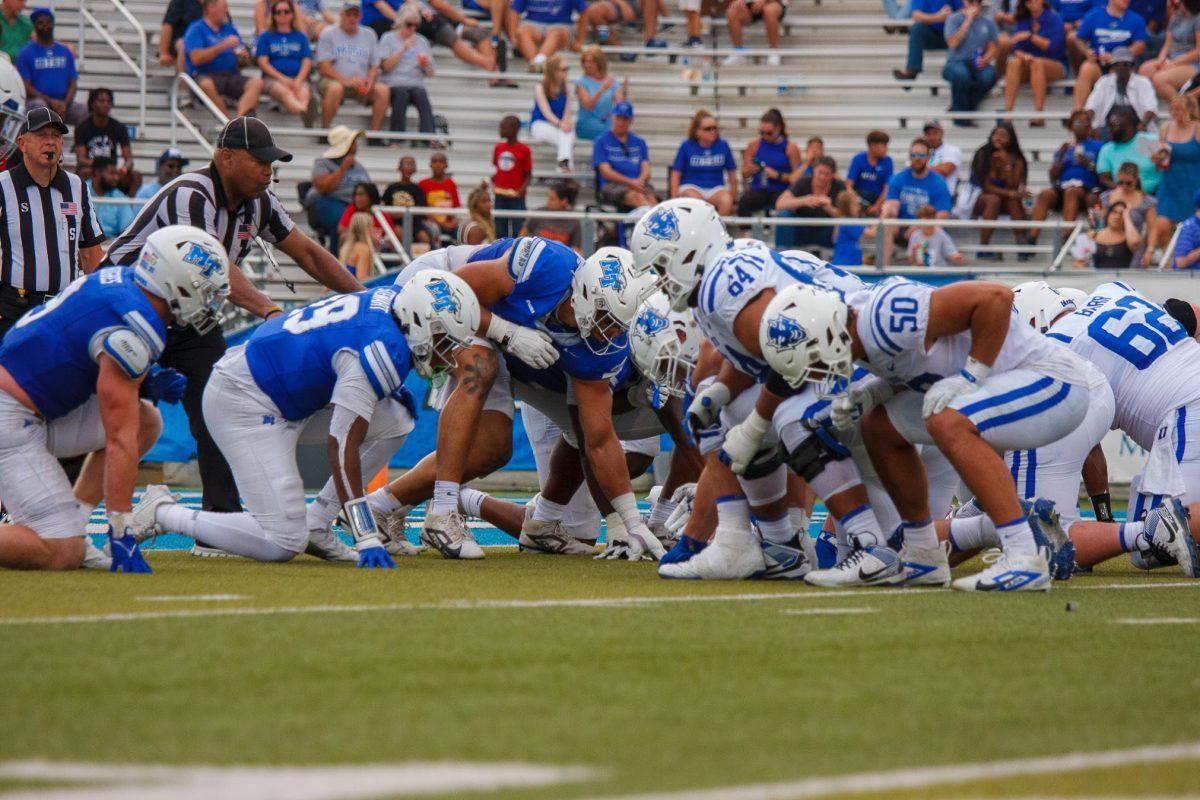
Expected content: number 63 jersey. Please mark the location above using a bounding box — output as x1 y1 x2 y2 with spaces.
1046 281 1200 451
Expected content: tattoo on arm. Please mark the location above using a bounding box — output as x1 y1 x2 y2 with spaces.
459 354 497 396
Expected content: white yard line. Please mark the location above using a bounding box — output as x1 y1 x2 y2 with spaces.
780 608 877 616
1112 617 1200 625
0 580 1195 627
134 595 249 603
578 741 1200 800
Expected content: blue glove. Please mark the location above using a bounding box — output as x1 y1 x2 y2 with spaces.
108 526 153 574
357 544 396 569
144 364 187 404
659 535 707 565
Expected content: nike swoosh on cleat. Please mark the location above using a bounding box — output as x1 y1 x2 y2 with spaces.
858 564 893 581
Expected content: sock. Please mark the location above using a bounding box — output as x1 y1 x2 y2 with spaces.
458 488 486 519
532 496 567 522
996 516 1038 557
78 501 96 519
157 505 295 562
832 518 852 560
787 507 810 538
429 481 460 516
366 487 403 514
715 495 754 545
648 499 676 527
757 513 793 544
948 514 1000 553
1119 521 1147 552
901 518 937 550
839 505 882 549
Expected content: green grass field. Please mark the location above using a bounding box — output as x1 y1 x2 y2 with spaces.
1 548 1198 800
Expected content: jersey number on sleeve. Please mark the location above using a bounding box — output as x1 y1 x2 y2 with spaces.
1088 295 1187 369
282 295 360 334
888 296 920 333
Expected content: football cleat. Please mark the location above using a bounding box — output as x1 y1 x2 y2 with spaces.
658 526 765 580
758 534 817 580
1138 499 1199 578
190 544 238 558
813 529 839 569
421 511 484 560
659 534 708 565
305 526 358 562
375 508 424 556
81 537 112 570
804 544 902 588
518 518 597 555
131 484 180 542
952 549 1051 592
1028 498 1075 580
886 541 951 587
649 519 679 549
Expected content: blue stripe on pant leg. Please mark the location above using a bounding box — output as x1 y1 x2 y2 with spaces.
1010 450 1021 490
1025 449 1037 499
958 376 1056 418
976 382 1072 433
1176 407 1187 463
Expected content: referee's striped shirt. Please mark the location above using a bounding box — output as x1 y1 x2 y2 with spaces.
106 163 295 269
0 162 104 293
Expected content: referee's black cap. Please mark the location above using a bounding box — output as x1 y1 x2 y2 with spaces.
215 116 292 163
20 107 68 135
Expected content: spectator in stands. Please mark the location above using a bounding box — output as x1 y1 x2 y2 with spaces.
459 182 497 244
256 0 315 122
1101 160 1161 264
1029 109 1103 249
378 7 437 135
419 149 461 239
0 0 32 65
1097 105 1160 191
383 154 440 246
831 190 867 267
593 100 656 209
492 114 532 239
530 55 575 172
1172 187 1200 267
338 181 399 244
254 0 332 40
894 0 963 81
73 89 140 197
1140 0 1200 99
943 0 1000 126
521 177 582 251
136 147 189 201
339 211 378 281
881 137 952 264
968 122 1029 259
1072 0 1148 111
846 130 893 215
512 0 587 71
574 45 625 141
774 155 847 250
723 0 787 67
405 0 503 79
576 0 639 49
737 108 801 216
1072 200 1142 267
306 125 371 250
642 0 703 49
17 8 85 125
160 0 204 69
182 0 264 119
88 156 137 237
1084 46 1157 133
315 2 389 131
795 135 824 180
908 203 965 265
1058 0 1093 32
1003 0 1067 124
991 0 1021 73
1155 93 1200 234
670 110 737 215
923 119 964 197
363 0 404 37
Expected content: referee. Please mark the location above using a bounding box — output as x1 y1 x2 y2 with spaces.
105 116 365 513
0 108 105 339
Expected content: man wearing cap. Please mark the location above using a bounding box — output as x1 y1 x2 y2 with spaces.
182 0 263 119
15 8 86 126
0 0 33 65
105 116 365 514
1071 0 1148 110
135 148 190 201
1172 189 1200 270
315 2 389 131
922 119 964 197
591 101 657 210
0 108 104 339
305 125 374 250
1082 46 1157 132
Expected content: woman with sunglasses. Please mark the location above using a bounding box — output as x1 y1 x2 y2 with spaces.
737 108 801 216
669 110 737 216
1072 200 1142 269
255 0 315 119
377 6 437 135
1100 161 1161 267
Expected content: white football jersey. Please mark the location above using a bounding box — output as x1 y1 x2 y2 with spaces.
850 277 1090 392
1047 281 1200 450
694 242 864 380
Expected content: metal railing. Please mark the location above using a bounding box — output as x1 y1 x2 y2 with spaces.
76 0 147 127
170 72 229 154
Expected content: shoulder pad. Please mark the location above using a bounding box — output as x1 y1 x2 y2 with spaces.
100 328 154 379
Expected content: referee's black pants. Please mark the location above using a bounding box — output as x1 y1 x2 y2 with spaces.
160 326 242 513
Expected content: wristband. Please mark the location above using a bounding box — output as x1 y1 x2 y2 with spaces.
264 305 284 320
611 493 642 533
486 314 515 347
1090 492 1114 523
343 496 381 544
742 409 772 438
960 356 991 384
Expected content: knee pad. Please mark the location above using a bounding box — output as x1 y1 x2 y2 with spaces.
741 447 783 480
779 426 850 483
738 464 788 507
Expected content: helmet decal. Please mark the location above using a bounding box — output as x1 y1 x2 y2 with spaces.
642 207 680 242
766 315 807 351
635 308 670 337
181 242 225 279
424 277 459 314
597 256 625 292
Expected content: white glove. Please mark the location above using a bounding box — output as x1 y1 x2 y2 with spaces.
486 315 559 370
923 358 990 418
686 382 731 431
664 483 697 535
596 494 667 561
831 378 894 431
719 410 771 475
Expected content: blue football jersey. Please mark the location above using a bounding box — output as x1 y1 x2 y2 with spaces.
505 314 629 393
0 267 166 420
245 288 412 421
479 236 579 328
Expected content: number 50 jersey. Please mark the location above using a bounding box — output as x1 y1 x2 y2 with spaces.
1047 281 1200 451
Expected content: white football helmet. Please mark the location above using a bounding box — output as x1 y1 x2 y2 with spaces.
133 226 231 335
759 284 854 391
392 269 481 378
1056 286 1089 308
629 291 702 398
1012 280 1077 333
571 246 656 355
0 57 25 161
629 198 729 311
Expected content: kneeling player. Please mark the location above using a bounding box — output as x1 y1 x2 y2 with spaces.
0 226 230 571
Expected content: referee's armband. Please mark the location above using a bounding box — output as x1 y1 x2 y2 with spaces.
99 328 154 379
